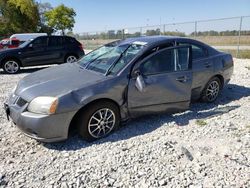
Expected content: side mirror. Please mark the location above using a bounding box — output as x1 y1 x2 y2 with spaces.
135 70 146 92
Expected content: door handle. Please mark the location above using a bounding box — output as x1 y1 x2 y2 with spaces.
176 76 189 83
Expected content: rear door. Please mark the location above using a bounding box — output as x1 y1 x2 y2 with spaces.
46 36 65 64
127 46 193 116
176 42 213 97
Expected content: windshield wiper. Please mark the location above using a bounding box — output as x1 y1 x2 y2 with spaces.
104 45 131 76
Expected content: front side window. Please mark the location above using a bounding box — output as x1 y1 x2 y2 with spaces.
141 47 190 75
141 49 175 75
32 37 48 48
78 42 146 74
12 40 19 45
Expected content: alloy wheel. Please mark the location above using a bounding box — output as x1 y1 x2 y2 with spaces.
4 60 19 74
88 108 116 138
206 80 220 102
66 56 77 63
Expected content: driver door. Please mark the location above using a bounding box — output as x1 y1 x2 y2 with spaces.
127 46 193 117
21 37 49 66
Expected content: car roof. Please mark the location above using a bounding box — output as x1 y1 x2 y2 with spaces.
118 36 176 46
117 35 218 54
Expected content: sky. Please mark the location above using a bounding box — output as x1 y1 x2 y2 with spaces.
42 0 250 33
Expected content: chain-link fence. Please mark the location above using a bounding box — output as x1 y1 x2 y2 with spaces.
74 16 250 58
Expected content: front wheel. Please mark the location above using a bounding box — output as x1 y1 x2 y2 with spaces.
77 101 120 142
201 77 221 103
3 59 20 74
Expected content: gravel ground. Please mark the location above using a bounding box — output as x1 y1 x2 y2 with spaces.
0 59 250 188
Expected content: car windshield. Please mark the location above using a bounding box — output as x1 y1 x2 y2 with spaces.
1 40 9 45
78 42 146 75
18 40 30 48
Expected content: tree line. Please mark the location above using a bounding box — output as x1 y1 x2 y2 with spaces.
77 28 250 40
0 0 76 39
191 30 250 36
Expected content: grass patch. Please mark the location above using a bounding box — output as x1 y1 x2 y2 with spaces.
196 119 207 126
194 36 250 46
218 49 250 59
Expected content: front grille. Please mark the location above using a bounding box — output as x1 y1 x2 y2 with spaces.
16 97 27 107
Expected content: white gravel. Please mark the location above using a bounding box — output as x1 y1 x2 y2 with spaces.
0 59 250 187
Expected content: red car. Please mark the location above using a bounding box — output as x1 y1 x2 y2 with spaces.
0 38 20 49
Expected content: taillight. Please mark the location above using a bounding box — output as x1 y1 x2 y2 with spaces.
79 43 84 50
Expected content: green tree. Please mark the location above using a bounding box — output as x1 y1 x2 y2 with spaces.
0 0 39 35
45 4 76 35
37 2 53 34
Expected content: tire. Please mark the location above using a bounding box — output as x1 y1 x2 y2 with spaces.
2 59 20 74
65 55 78 63
77 101 120 142
201 77 222 103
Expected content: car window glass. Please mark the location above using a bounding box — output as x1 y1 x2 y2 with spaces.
141 47 189 75
65 37 76 44
32 37 47 47
12 40 19 45
178 43 206 60
87 45 129 74
49 37 62 47
110 44 145 74
139 42 174 60
141 49 175 75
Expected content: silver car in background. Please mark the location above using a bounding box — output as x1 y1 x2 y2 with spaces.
4 36 234 142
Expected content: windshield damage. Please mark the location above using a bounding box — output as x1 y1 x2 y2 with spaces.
78 41 147 75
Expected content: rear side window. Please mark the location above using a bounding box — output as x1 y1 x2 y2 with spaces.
65 37 79 45
178 42 207 60
49 37 63 47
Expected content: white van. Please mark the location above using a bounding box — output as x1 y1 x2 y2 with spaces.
9 33 47 44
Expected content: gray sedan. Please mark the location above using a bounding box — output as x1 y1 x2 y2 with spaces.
4 36 234 142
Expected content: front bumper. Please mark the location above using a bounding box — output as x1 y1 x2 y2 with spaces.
4 96 77 143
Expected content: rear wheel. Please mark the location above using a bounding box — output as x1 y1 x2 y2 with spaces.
3 59 20 74
77 101 120 142
65 55 78 63
201 77 221 103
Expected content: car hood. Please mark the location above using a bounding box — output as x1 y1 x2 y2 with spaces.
0 47 22 53
16 63 105 101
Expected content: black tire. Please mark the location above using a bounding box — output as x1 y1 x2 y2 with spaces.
77 101 120 142
2 59 20 74
201 77 222 103
64 54 78 63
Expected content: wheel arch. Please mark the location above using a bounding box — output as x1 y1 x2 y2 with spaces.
213 74 224 89
0 56 23 68
68 98 121 135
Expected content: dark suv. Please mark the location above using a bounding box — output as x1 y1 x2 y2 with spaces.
0 36 85 74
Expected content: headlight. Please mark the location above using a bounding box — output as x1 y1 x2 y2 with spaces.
27 97 58 115
12 85 17 94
